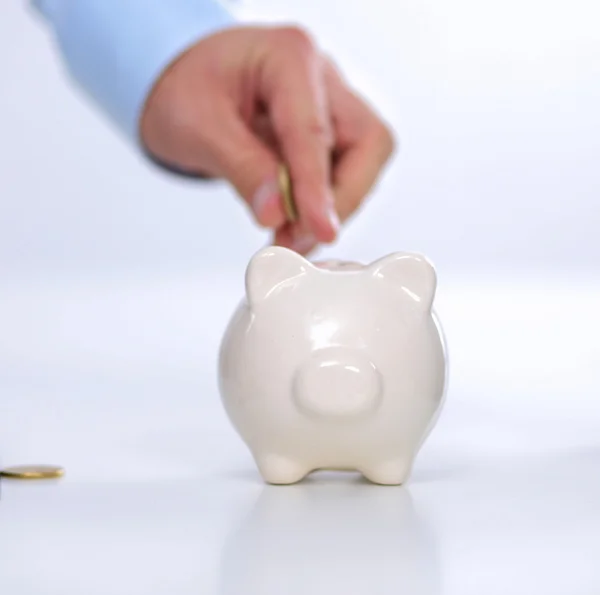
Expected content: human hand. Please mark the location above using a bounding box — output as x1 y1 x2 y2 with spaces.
140 25 395 254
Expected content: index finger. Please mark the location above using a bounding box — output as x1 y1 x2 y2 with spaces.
259 28 340 243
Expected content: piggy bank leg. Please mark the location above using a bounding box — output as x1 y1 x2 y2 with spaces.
256 453 312 485
360 458 413 486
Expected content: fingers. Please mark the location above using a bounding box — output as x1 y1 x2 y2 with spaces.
333 121 395 222
259 27 340 245
324 60 396 223
204 100 289 230
141 74 289 229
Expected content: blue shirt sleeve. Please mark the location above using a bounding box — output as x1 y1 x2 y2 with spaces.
31 0 235 143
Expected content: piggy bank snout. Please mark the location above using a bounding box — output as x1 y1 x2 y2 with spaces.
292 348 383 420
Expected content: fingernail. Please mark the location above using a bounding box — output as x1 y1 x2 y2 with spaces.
252 179 279 217
291 232 317 254
323 187 340 233
326 203 340 231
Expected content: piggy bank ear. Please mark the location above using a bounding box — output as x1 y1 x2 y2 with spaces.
245 246 313 306
369 252 437 310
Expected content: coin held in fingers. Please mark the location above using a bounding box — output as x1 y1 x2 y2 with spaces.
278 164 298 223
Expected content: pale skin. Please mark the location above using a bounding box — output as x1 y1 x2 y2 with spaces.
140 25 396 254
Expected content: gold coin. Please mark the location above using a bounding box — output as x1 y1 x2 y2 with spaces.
0 465 65 480
278 163 298 222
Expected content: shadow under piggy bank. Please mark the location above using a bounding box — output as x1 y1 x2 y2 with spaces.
217 476 441 595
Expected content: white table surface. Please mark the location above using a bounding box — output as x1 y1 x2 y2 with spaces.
1 274 599 594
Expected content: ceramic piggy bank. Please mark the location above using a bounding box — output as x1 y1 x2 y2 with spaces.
218 246 448 485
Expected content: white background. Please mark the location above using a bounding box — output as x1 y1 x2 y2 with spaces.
1 1 599 593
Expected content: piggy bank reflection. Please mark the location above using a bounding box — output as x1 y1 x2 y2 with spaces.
218 480 440 595
218 247 448 485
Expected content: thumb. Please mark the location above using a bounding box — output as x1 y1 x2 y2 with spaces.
207 104 287 229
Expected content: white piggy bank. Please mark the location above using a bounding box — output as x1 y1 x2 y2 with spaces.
218 246 448 485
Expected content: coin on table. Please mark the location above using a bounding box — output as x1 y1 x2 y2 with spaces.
0 465 65 480
278 163 298 222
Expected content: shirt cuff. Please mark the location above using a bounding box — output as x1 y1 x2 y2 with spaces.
31 0 235 143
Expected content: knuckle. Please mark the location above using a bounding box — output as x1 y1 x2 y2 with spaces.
278 115 333 147
307 118 334 145
375 121 396 158
274 26 316 55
